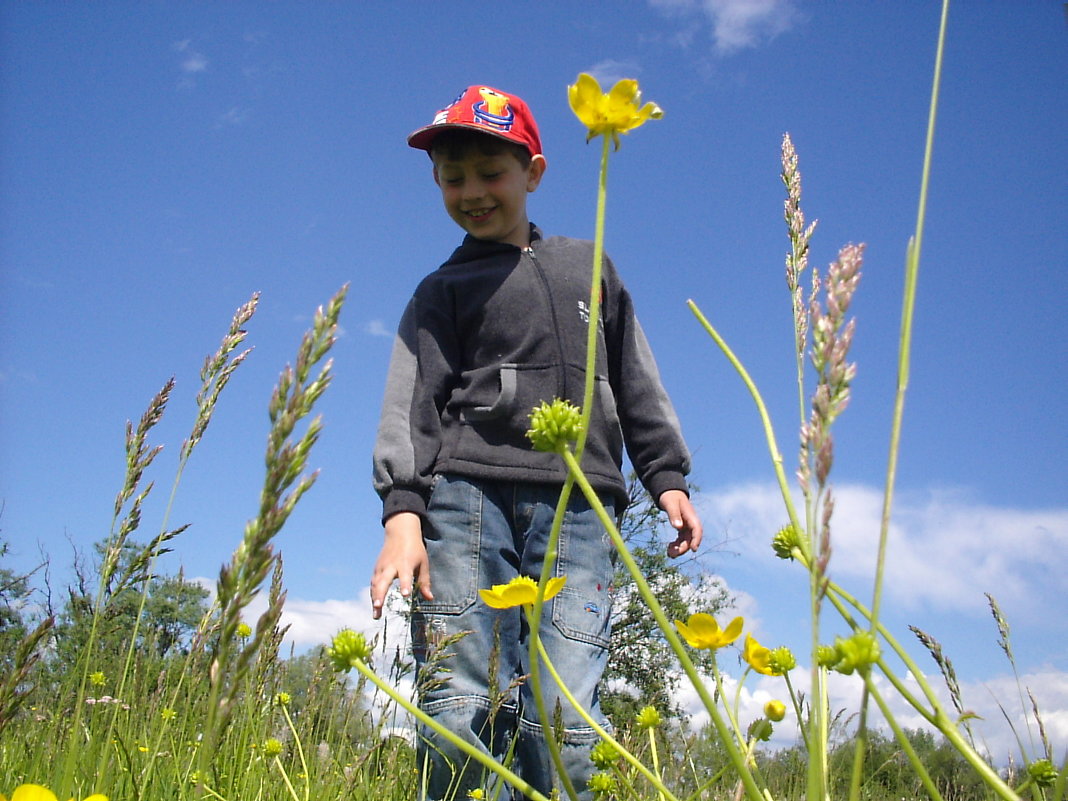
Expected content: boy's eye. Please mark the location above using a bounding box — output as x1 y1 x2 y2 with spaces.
481 172 501 180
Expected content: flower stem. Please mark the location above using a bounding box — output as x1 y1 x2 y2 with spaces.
559 447 765 801
352 659 551 801
686 300 806 559
574 134 612 463
530 629 682 801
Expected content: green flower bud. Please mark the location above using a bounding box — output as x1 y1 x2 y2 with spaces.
1027 758 1057 788
590 740 620 770
832 631 880 675
588 772 617 797
264 737 283 756
635 705 661 729
327 628 372 673
274 691 291 706
526 399 583 452
815 644 839 668
771 524 803 560
769 646 797 673
764 699 787 722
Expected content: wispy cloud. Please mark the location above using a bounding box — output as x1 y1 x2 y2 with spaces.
649 0 799 54
173 39 208 90
580 59 644 88
364 319 393 339
216 106 250 127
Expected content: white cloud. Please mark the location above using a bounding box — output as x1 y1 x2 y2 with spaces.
172 40 209 91
173 40 208 73
700 482 1068 617
364 319 393 339
649 0 799 54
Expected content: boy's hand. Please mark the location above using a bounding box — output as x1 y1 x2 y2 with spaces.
659 489 703 558
370 512 433 620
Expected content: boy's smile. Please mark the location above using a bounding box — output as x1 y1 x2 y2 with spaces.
432 150 546 248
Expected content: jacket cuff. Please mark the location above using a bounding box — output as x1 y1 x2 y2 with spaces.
645 471 689 506
381 488 428 525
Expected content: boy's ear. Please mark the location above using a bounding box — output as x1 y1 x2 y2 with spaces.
432 165 440 187
527 154 547 192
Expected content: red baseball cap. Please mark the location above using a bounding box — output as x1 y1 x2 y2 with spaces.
407 85 542 157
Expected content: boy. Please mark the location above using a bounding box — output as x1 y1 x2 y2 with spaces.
370 85 701 801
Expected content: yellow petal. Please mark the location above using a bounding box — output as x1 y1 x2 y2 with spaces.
607 78 640 112
82 795 109 801
743 633 775 675
721 616 744 645
478 586 510 609
498 579 537 607
543 575 567 600
674 618 702 648
12 786 60 801
568 73 604 129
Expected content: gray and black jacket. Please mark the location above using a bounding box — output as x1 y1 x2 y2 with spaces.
373 225 691 522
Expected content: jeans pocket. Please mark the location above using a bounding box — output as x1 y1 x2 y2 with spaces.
417 474 481 615
552 586 612 648
551 501 615 649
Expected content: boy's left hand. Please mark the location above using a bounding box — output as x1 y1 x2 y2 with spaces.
659 489 702 558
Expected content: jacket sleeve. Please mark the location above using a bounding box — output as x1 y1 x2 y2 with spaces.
372 285 459 522
602 259 692 502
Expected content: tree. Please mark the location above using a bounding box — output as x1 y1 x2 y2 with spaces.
53 537 209 665
0 538 34 669
602 477 730 724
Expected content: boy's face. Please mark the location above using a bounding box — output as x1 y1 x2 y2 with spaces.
432 145 546 249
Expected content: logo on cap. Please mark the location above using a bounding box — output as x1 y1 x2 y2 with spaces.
473 88 514 132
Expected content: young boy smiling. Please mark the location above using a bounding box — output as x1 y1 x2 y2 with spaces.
371 84 701 801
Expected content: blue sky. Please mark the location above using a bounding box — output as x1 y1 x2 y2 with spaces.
2 1 1065 760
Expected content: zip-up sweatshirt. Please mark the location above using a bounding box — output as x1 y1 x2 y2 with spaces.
373 225 691 522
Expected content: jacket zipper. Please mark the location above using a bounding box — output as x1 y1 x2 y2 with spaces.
524 246 568 400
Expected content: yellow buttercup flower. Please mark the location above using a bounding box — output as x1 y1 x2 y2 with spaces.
674 613 744 650
89 671 106 687
742 633 776 676
479 575 566 609
3 785 108 801
568 73 663 150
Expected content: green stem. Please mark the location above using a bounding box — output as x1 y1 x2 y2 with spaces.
280 703 310 801
559 447 766 801
522 130 613 801
272 756 302 801
352 659 551 801
871 0 948 631
864 675 946 801
687 300 806 560
574 134 612 463
527 476 580 801
531 631 682 801
686 298 827 800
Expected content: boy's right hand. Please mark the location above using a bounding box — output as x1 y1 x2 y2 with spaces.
370 511 433 620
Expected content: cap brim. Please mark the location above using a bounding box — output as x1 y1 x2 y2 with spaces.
407 122 522 152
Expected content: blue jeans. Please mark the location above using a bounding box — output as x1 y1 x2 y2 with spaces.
411 474 616 801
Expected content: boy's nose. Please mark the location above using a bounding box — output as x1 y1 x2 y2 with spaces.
461 179 486 201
